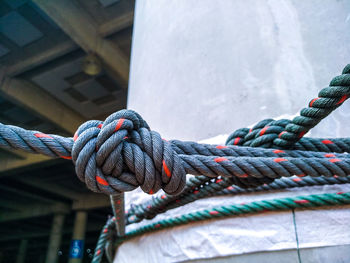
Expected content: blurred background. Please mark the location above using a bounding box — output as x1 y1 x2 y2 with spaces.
0 0 134 262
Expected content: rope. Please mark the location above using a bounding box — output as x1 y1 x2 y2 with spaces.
0 65 349 261
91 217 116 263
3 118 350 195
0 64 349 195
126 175 350 224
0 113 350 195
118 191 350 246
226 64 350 149
92 191 350 263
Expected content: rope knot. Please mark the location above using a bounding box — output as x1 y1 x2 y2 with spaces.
71 110 186 195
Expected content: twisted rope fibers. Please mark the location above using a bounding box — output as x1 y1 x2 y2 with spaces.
126 176 350 224
123 64 350 223
92 191 350 262
0 65 349 261
119 192 350 245
226 64 350 149
1 115 350 195
0 64 349 195
91 217 116 263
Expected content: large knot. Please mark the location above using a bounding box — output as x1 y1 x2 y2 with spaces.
71 110 186 195
226 119 291 148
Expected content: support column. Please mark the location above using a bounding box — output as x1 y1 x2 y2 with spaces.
16 239 28 263
68 210 88 263
45 213 65 263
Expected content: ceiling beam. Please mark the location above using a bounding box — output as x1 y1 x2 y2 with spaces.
99 11 134 37
0 223 103 242
15 177 111 206
15 177 81 200
0 77 86 173
0 153 56 175
0 193 109 222
1 77 85 134
5 40 77 77
0 184 57 203
0 203 70 222
72 193 110 210
33 0 130 86
4 10 133 77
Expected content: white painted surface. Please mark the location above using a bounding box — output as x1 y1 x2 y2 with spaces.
117 0 350 262
128 0 350 141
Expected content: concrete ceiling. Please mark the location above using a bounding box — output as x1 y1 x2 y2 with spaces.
0 0 135 261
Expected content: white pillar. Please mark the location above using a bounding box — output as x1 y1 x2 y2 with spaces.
45 213 65 263
68 211 88 263
120 0 350 262
128 0 350 141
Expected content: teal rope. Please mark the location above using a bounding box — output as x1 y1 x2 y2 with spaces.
119 192 350 245
92 217 115 263
127 175 350 224
226 65 350 149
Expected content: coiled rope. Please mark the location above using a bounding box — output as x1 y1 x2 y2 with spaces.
126 175 350 224
123 191 350 241
92 192 350 263
92 191 350 262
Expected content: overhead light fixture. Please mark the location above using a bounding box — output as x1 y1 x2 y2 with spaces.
82 53 102 76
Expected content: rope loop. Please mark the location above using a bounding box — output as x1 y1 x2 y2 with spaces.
72 109 186 195
227 64 350 149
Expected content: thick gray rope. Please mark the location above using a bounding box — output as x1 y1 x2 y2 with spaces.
1 108 350 196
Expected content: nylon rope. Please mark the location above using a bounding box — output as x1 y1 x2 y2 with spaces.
1 65 350 262
92 191 350 262
0 64 350 195
126 175 350 224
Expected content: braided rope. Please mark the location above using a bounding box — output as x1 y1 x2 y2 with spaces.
226 65 350 149
2 116 350 195
91 217 116 263
118 192 350 247
1 63 349 195
126 175 350 224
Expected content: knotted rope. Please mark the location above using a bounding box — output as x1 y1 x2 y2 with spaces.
0 64 349 197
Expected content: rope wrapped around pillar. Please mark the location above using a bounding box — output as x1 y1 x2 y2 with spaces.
0 64 349 196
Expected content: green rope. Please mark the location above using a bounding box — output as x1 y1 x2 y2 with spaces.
118 191 350 246
226 65 350 149
127 175 350 224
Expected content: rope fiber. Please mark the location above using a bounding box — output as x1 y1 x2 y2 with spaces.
0 65 350 196
1 65 350 263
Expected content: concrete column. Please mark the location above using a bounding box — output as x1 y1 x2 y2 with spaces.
16 239 28 263
128 0 350 141
45 213 65 263
121 1 350 262
68 210 88 263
